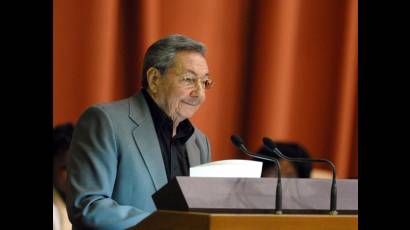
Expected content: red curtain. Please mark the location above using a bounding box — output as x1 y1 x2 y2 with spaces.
54 0 357 178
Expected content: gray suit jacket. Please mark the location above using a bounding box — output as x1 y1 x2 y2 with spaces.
66 92 211 229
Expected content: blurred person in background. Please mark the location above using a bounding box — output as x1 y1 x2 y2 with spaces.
53 123 74 230
257 142 312 178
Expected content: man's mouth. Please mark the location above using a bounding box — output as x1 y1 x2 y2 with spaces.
182 101 199 106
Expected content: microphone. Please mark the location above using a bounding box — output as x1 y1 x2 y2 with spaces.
263 137 338 215
230 134 283 214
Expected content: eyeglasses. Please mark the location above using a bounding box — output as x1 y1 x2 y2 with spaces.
180 75 214 90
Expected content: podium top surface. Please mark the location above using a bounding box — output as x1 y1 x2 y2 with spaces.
132 210 358 230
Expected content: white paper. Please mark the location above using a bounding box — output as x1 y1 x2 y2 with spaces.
190 159 262 178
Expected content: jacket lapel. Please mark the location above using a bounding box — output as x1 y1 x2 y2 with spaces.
129 93 167 191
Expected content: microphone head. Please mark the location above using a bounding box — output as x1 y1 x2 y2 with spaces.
263 137 277 150
230 134 245 149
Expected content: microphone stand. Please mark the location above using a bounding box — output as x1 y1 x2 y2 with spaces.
263 137 338 215
231 135 282 214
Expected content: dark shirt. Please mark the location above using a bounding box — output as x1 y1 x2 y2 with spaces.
142 89 194 181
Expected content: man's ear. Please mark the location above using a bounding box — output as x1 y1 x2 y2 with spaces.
146 67 161 94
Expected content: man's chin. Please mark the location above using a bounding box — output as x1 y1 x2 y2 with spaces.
177 109 198 120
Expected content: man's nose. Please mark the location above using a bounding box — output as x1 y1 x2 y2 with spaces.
189 81 205 97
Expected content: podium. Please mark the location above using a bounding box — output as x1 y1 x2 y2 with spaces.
132 177 358 229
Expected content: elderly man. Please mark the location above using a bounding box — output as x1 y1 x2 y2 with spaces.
66 34 213 229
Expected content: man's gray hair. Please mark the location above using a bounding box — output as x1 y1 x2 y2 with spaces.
141 34 206 89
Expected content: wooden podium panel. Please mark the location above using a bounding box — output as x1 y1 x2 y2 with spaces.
131 210 358 230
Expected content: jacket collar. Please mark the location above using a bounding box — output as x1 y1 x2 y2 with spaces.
129 92 168 190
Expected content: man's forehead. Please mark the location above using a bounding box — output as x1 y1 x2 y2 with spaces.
172 52 209 75
184 69 209 77
174 51 206 63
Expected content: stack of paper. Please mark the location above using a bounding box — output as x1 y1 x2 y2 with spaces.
190 159 262 178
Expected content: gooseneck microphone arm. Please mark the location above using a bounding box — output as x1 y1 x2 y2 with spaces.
231 134 282 214
263 137 338 215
